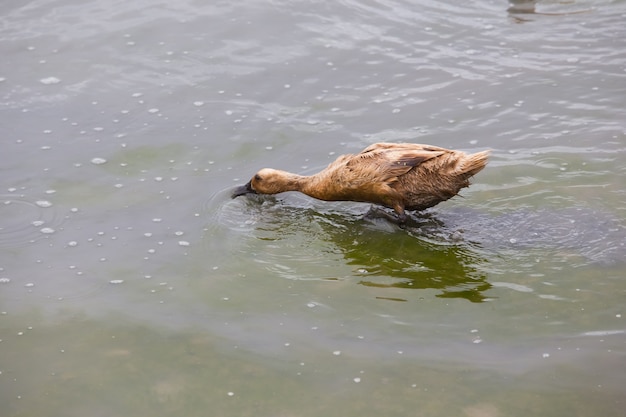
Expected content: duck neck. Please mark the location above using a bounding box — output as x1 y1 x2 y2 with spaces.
298 172 337 201
275 171 337 200
279 172 311 193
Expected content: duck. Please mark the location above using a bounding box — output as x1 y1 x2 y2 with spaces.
232 142 489 223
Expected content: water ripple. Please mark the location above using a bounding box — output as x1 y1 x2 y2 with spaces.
430 205 626 267
0 195 67 248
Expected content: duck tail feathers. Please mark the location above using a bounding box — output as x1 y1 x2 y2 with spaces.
461 150 490 177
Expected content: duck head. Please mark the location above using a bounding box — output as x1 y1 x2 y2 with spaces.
232 168 298 198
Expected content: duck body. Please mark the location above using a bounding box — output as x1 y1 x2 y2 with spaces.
232 142 489 222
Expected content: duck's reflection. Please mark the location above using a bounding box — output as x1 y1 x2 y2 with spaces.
237 194 492 302
317 212 491 303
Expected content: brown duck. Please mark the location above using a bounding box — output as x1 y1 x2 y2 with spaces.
232 142 489 223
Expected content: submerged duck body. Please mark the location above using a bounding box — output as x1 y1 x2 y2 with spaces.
232 142 489 222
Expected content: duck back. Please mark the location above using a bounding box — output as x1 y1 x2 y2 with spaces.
396 148 490 211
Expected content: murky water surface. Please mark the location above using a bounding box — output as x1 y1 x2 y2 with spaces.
2 1 625 416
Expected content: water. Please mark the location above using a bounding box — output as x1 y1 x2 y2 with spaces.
2 0 626 415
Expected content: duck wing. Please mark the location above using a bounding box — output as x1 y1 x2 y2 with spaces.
349 143 445 184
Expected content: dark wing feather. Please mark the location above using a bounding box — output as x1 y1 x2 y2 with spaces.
345 145 444 185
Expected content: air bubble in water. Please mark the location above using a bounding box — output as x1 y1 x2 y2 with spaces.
40 76 61 85
36 200 52 208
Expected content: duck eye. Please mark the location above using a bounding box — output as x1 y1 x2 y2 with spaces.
254 174 262 182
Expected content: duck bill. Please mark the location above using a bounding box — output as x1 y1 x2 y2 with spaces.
231 181 256 198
